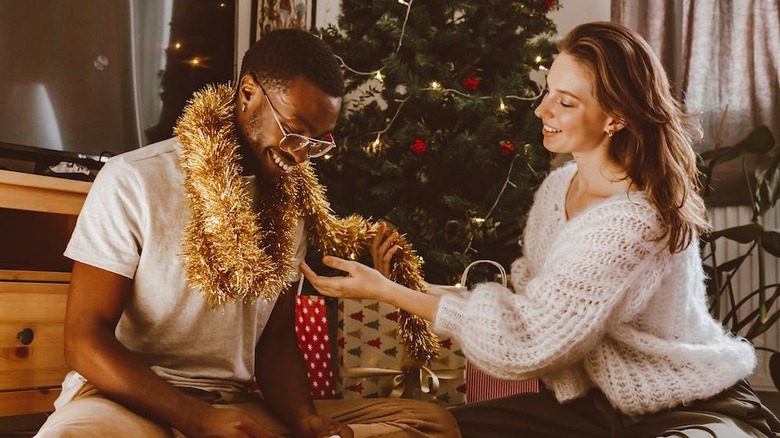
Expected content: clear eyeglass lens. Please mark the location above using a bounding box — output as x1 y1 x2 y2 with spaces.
281 134 334 157
280 135 309 152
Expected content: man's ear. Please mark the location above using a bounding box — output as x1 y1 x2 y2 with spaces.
238 74 259 110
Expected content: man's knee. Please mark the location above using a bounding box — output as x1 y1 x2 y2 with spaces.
34 396 172 438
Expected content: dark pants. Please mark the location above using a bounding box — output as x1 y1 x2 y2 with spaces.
450 380 780 437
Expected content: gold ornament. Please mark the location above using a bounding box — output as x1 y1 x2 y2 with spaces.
175 84 438 364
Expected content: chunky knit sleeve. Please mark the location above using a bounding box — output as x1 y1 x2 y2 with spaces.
433 198 669 380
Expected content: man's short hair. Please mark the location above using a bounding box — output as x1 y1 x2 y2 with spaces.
240 29 344 97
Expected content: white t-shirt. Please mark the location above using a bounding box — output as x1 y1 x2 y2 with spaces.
63 137 306 394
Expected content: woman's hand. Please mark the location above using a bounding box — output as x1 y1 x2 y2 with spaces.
300 256 391 301
369 222 400 278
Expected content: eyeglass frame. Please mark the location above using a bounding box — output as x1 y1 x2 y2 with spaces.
256 82 336 159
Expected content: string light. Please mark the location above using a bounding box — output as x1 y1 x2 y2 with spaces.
174 42 182 50
366 134 383 154
396 0 413 52
463 154 521 255
331 1 549 161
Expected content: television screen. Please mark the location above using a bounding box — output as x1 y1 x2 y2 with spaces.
0 0 236 175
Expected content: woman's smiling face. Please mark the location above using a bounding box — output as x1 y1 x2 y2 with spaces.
534 52 612 157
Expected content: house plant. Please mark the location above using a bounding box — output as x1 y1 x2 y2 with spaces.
698 122 780 387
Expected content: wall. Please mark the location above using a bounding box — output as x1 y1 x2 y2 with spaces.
548 0 610 37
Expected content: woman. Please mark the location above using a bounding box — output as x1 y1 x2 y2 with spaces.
301 22 780 437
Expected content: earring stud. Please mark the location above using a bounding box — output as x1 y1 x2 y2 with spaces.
607 131 613 138
241 103 247 112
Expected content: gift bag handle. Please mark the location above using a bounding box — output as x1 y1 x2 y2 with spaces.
461 260 507 288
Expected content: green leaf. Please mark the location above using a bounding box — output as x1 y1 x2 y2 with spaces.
714 253 750 273
705 223 764 243
763 230 780 258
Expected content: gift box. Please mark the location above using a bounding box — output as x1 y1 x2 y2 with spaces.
420 336 467 406
336 298 408 399
335 297 468 406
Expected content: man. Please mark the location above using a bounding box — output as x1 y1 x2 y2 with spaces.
36 29 458 438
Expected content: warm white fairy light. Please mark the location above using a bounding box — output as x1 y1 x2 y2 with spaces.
374 70 384 82
498 99 507 111
534 55 542 63
429 81 442 90
366 134 383 154
174 42 182 50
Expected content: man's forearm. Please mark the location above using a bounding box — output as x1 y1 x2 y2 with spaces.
255 335 317 429
66 327 213 434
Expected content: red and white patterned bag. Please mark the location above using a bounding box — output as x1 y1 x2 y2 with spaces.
295 292 338 399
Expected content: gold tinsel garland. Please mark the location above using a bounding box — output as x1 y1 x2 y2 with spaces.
175 84 438 364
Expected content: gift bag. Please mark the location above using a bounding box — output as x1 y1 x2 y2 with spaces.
295 290 338 399
433 260 540 403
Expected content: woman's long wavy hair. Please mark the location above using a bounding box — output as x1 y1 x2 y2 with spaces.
559 22 709 253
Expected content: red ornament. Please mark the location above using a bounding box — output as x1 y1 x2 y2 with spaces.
499 140 515 156
462 74 480 92
410 139 427 154
545 0 555 9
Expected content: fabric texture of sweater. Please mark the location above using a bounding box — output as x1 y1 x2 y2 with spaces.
433 161 756 416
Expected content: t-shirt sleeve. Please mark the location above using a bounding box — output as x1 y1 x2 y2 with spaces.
64 157 147 279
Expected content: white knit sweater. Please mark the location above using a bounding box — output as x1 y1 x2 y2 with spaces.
433 162 755 416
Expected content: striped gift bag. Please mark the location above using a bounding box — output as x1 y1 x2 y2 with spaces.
432 260 541 403
465 365 539 403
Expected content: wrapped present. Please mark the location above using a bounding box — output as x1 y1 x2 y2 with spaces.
419 336 467 406
295 294 338 399
336 298 407 399
336 297 466 406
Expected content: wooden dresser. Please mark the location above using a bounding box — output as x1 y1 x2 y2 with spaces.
0 170 91 416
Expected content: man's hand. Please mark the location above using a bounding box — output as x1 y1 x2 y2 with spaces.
369 222 400 279
297 414 353 438
186 407 282 438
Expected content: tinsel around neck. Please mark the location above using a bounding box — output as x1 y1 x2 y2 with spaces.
174 84 439 364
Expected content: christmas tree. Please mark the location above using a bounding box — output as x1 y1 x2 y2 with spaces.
315 0 559 284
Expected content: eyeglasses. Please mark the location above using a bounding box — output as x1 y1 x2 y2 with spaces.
258 83 336 158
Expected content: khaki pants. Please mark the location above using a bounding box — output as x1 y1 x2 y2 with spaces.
34 383 460 438
450 379 780 438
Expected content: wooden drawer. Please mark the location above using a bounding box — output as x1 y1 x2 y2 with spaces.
0 281 69 391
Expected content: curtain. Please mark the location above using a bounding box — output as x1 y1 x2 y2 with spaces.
612 0 780 205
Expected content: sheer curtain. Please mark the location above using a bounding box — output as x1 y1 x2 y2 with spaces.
612 0 780 205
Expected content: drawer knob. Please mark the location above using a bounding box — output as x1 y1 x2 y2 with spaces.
17 328 34 345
